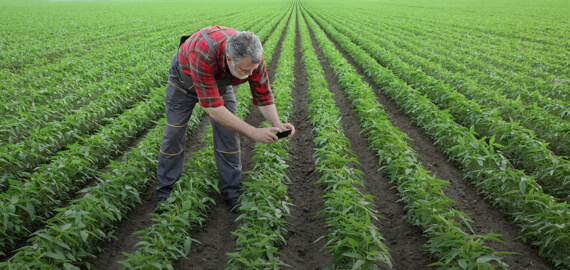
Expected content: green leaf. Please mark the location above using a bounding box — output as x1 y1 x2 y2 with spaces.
80 230 89 242
184 237 192 255
477 255 502 264
42 252 66 260
26 202 36 220
519 180 527 194
61 223 72 231
351 260 365 270
63 263 80 270
344 253 363 259
121 252 140 260
458 259 468 269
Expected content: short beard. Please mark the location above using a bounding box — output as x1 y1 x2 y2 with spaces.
229 62 249 80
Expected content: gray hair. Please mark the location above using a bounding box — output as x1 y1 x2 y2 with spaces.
226 31 263 64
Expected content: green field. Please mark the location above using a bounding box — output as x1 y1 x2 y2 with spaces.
1 0 569 269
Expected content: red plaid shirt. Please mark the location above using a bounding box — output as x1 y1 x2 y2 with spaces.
178 26 274 108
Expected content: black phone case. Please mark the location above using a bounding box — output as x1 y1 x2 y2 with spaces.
277 129 292 138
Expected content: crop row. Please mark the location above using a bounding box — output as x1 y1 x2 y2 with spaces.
0 72 155 189
303 5 570 268
421 21 568 79
118 6 293 269
354 21 570 150
0 4 161 70
2 23 167 104
378 10 570 78
313 9 570 158
0 10 246 146
0 3 290 265
0 87 167 256
307 8 570 202
2 2 288 264
0 23 201 133
0 4 291 266
0 6 262 112
342 14 570 119
0 7 268 140
320 5 570 101
226 7 295 268
0 108 204 269
301 7 510 269
298 11 393 269
0 2 266 70
0 48 164 147
0 32 179 178
119 124 216 270
386 20 570 105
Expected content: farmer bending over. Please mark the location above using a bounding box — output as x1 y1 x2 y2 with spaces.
155 26 295 213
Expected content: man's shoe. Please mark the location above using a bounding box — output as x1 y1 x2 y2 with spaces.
226 197 241 213
154 197 167 214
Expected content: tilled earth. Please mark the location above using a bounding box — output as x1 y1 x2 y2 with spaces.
88 11 556 270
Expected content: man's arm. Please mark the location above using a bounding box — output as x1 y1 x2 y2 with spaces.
257 104 281 127
205 106 283 143
257 104 295 139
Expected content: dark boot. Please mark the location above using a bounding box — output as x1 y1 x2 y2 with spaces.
225 197 241 213
154 197 167 214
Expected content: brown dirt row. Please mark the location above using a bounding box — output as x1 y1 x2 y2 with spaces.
301 11 433 270
89 10 294 270
0 124 159 264
302 8 555 270
86 5 555 270
172 10 295 270
86 117 212 270
278 13 332 269
90 7 293 269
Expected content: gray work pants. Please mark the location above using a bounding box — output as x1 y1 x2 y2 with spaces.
156 55 242 201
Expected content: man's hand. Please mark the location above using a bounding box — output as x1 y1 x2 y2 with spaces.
276 123 295 139
251 127 282 143
257 104 295 140
205 104 295 143
251 123 295 143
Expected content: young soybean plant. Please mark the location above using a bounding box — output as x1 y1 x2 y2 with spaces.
298 11 393 270
326 10 570 122
0 108 194 269
226 6 296 269
302 7 510 269
0 87 166 257
122 7 292 269
306 6 570 268
120 125 217 270
317 9 570 162
332 15 570 201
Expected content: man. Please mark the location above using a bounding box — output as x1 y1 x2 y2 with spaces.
155 26 295 213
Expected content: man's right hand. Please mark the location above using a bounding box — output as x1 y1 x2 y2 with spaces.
251 127 282 143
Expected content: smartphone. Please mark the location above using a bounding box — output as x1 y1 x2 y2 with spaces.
276 129 292 139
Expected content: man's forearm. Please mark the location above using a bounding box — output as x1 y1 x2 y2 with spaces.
206 103 292 143
205 106 256 137
257 104 282 127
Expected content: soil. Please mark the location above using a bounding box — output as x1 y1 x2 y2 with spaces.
304 10 555 270
85 8 557 270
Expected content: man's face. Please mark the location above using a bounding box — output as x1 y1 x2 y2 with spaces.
227 56 259 79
